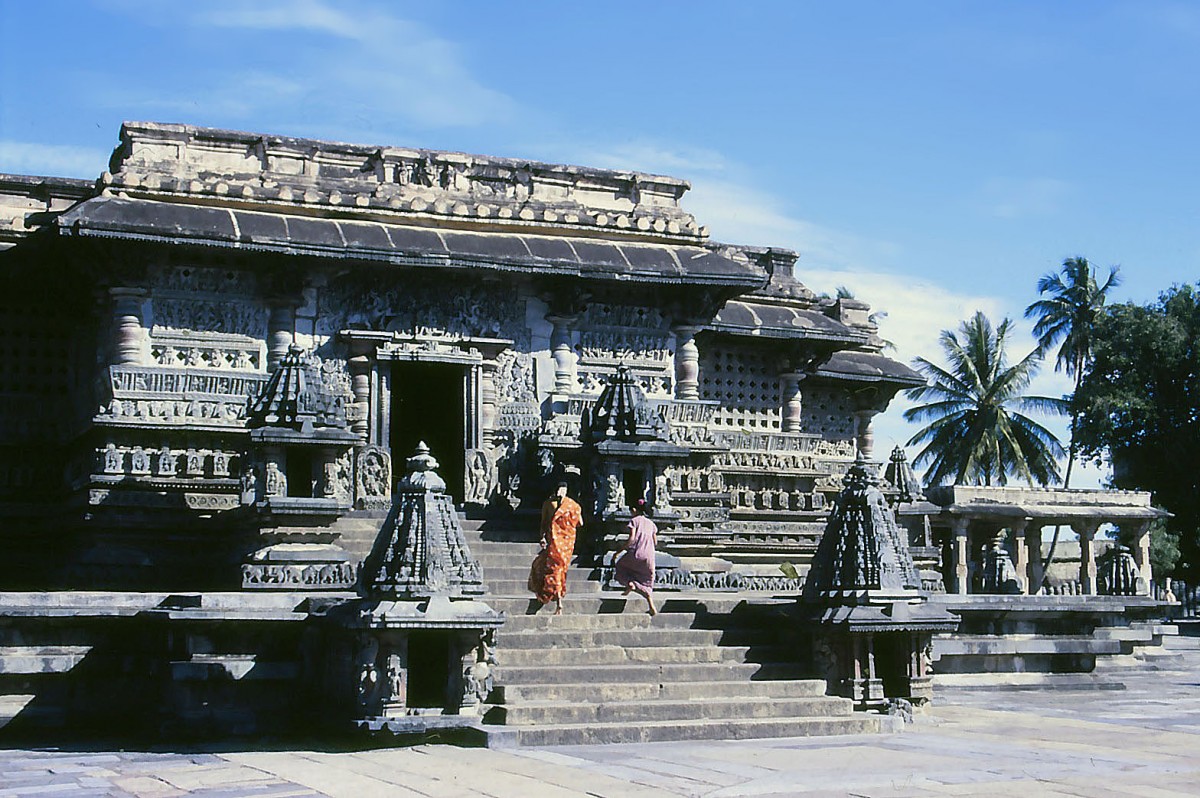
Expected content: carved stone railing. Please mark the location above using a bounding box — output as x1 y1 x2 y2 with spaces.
98 365 269 427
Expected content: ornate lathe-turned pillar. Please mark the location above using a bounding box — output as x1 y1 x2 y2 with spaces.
671 324 702 400
347 340 374 440
1073 519 1101 595
109 287 149 365
266 300 297 371
1009 519 1032 594
780 371 806 433
545 311 579 397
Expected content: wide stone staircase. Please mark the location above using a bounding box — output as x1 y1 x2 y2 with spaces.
462 516 882 746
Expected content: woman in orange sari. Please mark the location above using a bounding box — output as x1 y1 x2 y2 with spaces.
528 481 583 615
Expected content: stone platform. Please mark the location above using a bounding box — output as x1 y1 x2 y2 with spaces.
2 629 1199 796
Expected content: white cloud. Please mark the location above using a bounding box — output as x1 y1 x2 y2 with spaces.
97 0 515 132
0 141 107 178
982 176 1072 219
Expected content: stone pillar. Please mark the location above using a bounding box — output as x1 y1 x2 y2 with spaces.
854 409 876 461
1025 522 1045 595
348 347 372 439
1074 520 1100 596
546 313 577 394
1131 521 1153 596
781 372 804 433
480 360 499 444
267 303 296 371
1011 521 1030 595
950 518 970 595
109 288 148 365
672 325 701 400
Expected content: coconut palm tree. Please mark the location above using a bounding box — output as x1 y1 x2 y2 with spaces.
904 311 1068 486
1024 256 1121 487
1023 257 1121 586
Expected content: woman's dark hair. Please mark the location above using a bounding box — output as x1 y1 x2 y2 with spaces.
630 498 651 516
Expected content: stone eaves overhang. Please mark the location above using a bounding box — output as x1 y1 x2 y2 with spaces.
55 196 766 288
814 350 924 389
708 299 868 345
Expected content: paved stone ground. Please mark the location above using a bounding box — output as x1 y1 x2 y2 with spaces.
3 635 1200 797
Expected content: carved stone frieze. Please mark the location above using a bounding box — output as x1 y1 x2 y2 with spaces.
241 561 357 589
577 330 671 366
150 331 264 372
319 278 526 345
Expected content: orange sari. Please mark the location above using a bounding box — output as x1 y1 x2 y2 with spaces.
528 495 583 603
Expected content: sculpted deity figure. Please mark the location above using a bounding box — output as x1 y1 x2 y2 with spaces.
240 465 259 505
103 443 123 474
156 446 177 477
129 447 151 475
464 448 494 506
385 652 405 704
264 461 286 497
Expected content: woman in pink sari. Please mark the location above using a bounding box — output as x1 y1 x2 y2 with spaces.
613 499 658 615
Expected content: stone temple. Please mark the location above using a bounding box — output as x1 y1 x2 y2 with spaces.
0 122 1174 744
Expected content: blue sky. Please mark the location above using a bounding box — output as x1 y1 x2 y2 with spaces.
3 0 1197 487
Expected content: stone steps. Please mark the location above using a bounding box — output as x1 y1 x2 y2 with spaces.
498 628 724 649
489 694 852 725
505 715 881 747
498 661 805 686
464 518 877 746
493 678 828 703
501 643 755 667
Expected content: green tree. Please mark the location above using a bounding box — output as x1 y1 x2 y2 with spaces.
1075 284 1200 576
904 311 1068 486
1024 256 1121 487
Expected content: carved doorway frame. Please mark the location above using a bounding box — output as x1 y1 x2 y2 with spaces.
340 329 513 457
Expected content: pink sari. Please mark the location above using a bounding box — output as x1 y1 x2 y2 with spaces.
615 515 657 596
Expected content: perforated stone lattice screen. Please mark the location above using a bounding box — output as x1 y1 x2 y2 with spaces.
801 385 854 440
700 345 782 431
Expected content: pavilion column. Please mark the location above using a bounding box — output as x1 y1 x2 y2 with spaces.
781 372 805 433
950 517 971 595
546 313 578 394
1130 520 1153 596
1010 520 1031 595
1074 520 1101 596
348 343 373 439
266 302 296 371
1024 522 1045 595
109 288 149 365
672 325 701 400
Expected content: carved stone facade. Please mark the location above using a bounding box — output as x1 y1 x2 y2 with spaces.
0 121 919 592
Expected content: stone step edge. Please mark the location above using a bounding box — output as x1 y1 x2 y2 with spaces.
487 714 883 743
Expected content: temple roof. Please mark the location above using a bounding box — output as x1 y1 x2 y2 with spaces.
925 485 1168 523
101 121 707 245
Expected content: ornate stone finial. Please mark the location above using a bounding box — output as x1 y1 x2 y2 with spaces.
397 442 446 494
883 446 924 504
804 458 922 603
588 363 668 441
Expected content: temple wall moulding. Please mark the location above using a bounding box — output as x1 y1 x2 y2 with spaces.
99 365 269 427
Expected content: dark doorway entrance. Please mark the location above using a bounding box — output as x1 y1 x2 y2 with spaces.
390 361 467 503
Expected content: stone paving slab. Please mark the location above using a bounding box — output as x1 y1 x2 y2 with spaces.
3 641 1200 797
